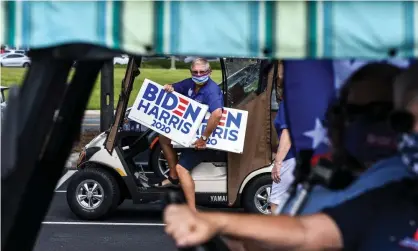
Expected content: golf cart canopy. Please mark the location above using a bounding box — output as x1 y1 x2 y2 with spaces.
2 1 417 59
2 1 417 251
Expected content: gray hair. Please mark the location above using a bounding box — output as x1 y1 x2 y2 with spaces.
394 63 418 109
190 58 211 71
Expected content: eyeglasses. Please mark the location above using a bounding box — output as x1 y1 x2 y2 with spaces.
191 70 210 75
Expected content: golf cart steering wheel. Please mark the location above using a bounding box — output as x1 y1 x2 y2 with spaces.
163 191 231 251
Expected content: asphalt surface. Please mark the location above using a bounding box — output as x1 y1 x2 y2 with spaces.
35 171 177 251
35 170 240 251
36 110 179 251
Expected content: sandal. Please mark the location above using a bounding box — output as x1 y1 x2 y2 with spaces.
153 176 180 188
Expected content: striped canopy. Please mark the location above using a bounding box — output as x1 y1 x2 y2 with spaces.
1 1 417 59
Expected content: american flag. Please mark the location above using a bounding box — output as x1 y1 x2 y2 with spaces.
282 59 413 162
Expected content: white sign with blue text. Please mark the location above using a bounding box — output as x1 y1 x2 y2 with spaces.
128 79 208 146
172 107 249 154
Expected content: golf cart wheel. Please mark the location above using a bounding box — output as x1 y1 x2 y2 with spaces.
151 143 169 179
23 62 30 68
151 143 182 179
66 167 121 220
242 174 273 215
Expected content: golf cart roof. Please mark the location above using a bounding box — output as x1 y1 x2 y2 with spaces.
1 1 417 59
2 2 418 251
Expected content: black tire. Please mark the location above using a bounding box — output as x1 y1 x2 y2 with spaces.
150 143 168 179
66 167 121 220
151 143 182 179
23 62 30 68
242 174 273 215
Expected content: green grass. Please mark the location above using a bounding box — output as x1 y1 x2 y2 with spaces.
0 67 222 109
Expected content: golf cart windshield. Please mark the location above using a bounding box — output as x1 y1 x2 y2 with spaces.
224 58 262 107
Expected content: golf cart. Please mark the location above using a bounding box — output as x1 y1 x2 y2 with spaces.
2 2 416 251
66 56 281 219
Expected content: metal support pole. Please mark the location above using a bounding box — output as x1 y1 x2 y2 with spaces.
100 60 114 131
170 56 176 70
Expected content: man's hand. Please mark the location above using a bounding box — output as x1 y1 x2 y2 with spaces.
192 137 207 150
163 84 174 92
164 205 219 247
271 161 282 183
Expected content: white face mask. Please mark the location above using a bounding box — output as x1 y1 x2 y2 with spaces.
192 74 209 85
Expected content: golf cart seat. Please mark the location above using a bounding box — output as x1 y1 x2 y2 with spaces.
119 128 155 159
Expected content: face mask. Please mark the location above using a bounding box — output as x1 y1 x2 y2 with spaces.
398 133 418 174
192 74 209 85
344 118 398 165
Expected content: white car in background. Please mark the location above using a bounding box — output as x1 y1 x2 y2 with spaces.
0 53 31 67
113 55 129 65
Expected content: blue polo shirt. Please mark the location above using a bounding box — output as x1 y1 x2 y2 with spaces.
172 78 223 113
283 155 415 215
274 101 296 161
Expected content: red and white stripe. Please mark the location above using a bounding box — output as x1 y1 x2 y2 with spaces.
173 97 189 117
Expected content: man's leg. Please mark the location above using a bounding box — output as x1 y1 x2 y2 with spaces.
176 164 196 211
157 135 178 186
176 149 206 211
269 182 281 214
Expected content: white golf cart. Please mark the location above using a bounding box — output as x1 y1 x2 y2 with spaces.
66 57 281 220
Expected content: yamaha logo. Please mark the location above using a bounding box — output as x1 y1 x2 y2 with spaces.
210 195 227 202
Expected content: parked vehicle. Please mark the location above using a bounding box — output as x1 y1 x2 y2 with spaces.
113 55 129 65
0 53 31 67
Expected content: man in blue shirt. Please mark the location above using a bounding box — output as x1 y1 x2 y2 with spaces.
269 100 297 213
154 58 224 211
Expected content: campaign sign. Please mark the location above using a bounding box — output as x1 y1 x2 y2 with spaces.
172 107 248 154
128 79 208 146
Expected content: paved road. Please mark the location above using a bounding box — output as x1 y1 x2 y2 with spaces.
35 171 176 251
34 170 240 251
82 113 100 131
35 193 176 251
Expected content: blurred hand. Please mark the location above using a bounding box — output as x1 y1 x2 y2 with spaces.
164 205 219 247
163 84 174 92
272 161 282 183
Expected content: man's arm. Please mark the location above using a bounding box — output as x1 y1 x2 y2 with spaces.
275 128 291 162
202 91 224 139
202 108 222 139
165 205 343 250
165 180 394 250
201 212 343 251
275 101 291 163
